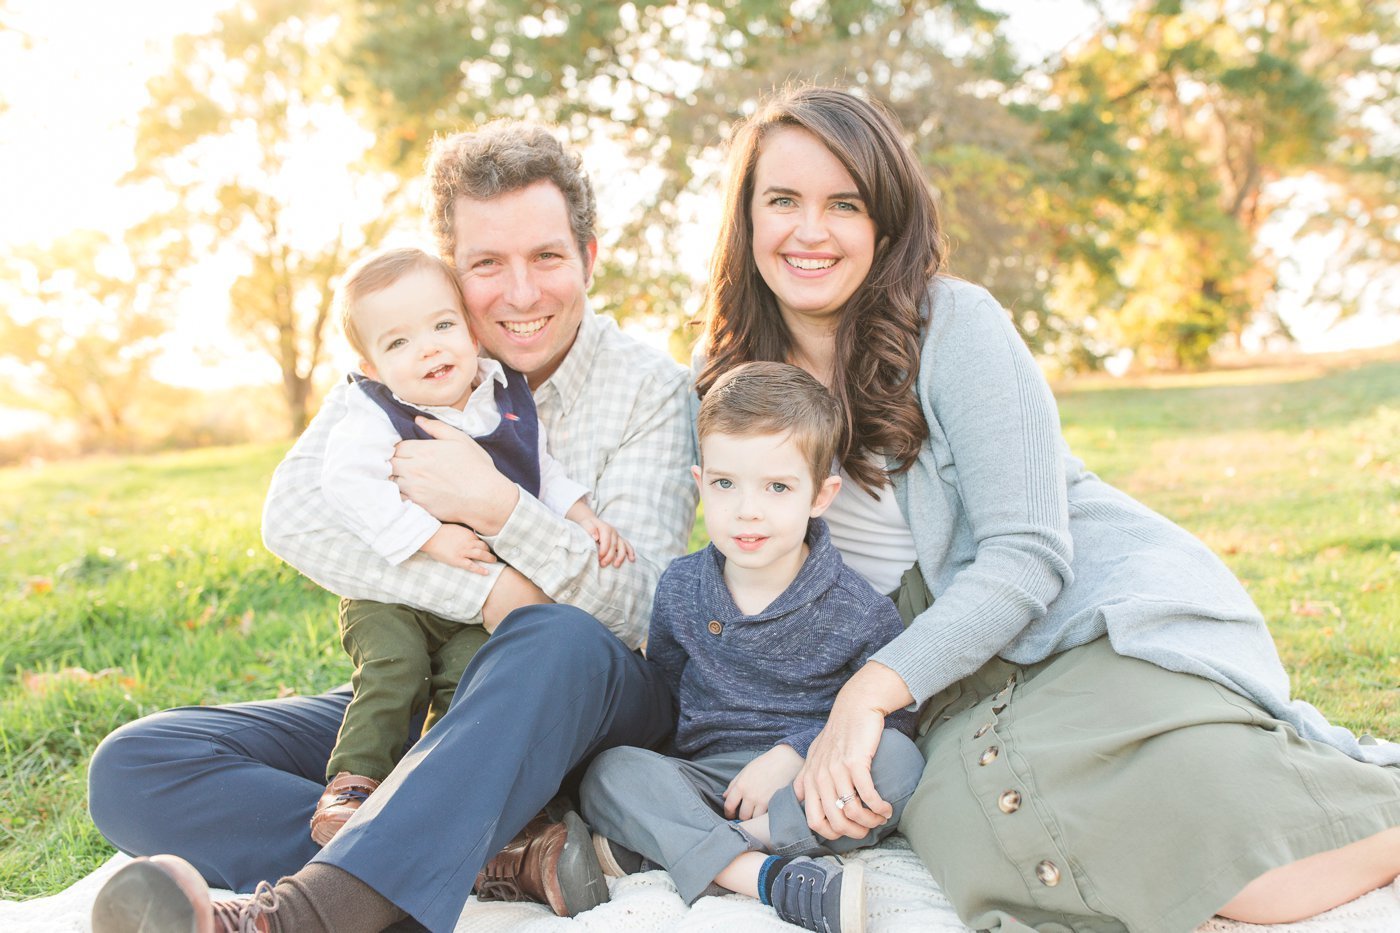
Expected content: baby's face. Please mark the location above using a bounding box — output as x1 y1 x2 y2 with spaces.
358 267 480 410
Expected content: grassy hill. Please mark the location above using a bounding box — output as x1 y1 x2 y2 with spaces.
2 352 1398 898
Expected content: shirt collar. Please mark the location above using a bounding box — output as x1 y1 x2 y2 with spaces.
698 518 840 622
535 301 603 416
474 355 509 388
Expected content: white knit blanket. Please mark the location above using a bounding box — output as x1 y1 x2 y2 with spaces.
5 835 1398 932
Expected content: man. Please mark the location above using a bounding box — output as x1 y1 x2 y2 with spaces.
87 122 696 933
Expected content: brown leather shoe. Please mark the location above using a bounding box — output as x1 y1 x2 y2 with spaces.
91 854 279 933
474 810 609 917
310 772 381 846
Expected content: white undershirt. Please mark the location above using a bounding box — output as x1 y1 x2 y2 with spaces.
822 463 918 595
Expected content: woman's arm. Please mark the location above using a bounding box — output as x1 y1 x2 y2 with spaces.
795 661 913 841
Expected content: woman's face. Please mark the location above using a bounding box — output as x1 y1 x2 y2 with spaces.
749 126 878 329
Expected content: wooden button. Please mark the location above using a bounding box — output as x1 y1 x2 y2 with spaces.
707 620 723 635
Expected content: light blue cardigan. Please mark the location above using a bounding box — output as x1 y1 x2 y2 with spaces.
869 276 1398 766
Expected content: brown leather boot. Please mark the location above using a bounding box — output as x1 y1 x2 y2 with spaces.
91 854 280 933
474 810 609 917
310 772 381 846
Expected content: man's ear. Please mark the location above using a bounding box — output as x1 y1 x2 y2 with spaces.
809 474 843 517
360 359 379 381
582 238 598 288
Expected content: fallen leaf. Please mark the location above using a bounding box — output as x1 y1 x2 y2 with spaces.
22 577 54 597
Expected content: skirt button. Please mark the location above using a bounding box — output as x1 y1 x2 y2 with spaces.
978 746 999 766
998 790 1021 813
1036 860 1061 886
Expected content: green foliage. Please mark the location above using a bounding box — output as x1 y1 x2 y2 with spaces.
1033 0 1399 368
2 354 1398 897
0 230 186 446
132 0 410 435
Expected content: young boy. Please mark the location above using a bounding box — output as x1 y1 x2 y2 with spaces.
580 362 924 933
309 246 633 845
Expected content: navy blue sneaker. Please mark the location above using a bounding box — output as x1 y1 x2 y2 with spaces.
768 855 865 933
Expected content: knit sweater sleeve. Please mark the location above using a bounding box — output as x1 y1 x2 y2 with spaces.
871 281 1074 703
643 563 688 705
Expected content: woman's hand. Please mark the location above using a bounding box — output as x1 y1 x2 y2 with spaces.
796 661 914 841
723 744 804 821
391 418 519 533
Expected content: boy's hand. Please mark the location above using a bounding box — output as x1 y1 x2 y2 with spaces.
723 744 804 821
566 502 636 568
420 524 496 575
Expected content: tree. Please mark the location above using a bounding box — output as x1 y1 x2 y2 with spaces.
1034 0 1400 368
0 230 179 446
332 1 1044 347
133 0 407 434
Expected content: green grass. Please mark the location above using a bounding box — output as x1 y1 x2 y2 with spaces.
2 353 1399 898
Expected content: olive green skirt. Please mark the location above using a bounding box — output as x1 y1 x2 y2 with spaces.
890 568 1400 933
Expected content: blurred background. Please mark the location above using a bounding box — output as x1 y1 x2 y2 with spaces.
1 0 1397 463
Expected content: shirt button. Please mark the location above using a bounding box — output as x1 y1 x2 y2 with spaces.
978 746 999 766
707 620 723 635
998 790 1021 814
1036 860 1061 886
973 723 991 739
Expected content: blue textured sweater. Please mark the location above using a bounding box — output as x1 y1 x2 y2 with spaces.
646 519 916 760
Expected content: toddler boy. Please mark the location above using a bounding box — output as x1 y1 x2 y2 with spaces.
580 361 923 933
310 246 631 844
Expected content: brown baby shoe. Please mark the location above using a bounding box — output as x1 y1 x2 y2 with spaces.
310 772 381 846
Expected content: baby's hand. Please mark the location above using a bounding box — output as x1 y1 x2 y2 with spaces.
420 524 496 574
588 517 636 568
723 744 804 822
567 503 636 568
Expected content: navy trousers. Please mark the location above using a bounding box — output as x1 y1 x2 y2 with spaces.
88 605 674 933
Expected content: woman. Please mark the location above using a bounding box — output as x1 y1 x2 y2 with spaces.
697 85 1400 932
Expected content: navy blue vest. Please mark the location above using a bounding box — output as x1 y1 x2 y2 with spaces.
349 369 542 498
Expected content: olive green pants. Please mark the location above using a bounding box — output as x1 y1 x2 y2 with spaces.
325 598 489 782
891 567 1400 933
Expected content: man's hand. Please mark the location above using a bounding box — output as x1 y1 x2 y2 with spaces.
419 524 496 574
391 418 520 534
723 744 804 821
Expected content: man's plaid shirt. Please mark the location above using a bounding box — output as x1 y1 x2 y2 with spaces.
262 307 698 649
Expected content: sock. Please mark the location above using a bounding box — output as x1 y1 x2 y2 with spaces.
757 855 795 907
263 863 409 933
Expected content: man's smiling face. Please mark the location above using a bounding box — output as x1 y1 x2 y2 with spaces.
451 180 597 389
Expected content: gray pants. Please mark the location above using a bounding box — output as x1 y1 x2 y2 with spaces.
581 728 924 903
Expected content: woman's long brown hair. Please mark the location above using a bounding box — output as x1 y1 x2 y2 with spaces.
697 86 943 494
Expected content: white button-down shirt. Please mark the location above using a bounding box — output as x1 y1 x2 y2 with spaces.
319 357 590 566
262 307 698 648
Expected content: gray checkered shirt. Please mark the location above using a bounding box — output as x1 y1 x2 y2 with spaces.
261 306 698 648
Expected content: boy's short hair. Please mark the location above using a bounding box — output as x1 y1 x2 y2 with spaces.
336 247 468 359
696 361 843 491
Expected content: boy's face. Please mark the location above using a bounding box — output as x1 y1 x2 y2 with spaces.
693 430 841 582
358 267 480 410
